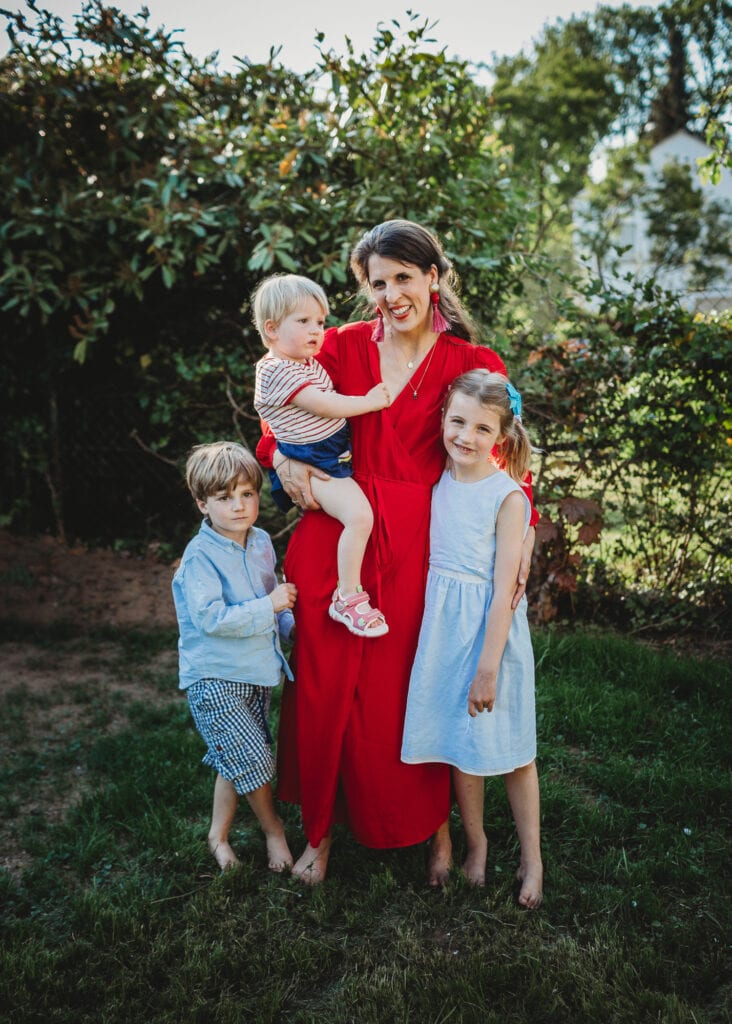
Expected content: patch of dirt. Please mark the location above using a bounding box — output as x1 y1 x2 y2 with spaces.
0 530 182 878
0 639 182 878
0 529 178 631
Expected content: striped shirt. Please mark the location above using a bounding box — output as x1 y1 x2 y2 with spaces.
254 354 346 444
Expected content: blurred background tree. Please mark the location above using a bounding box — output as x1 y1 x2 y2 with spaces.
1 0 729 636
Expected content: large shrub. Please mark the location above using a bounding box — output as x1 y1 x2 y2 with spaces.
0 2 527 545
507 276 732 632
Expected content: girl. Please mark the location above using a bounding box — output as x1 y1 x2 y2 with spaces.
401 369 543 908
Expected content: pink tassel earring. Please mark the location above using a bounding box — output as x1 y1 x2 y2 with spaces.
371 307 385 342
430 284 449 334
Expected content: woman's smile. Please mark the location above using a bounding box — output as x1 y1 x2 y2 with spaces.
367 254 437 340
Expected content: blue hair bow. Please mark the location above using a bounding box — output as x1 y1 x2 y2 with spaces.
506 381 522 418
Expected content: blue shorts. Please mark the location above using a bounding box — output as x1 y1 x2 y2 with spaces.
269 423 353 512
187 679 274 794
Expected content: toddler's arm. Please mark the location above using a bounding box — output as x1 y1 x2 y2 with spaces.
467 491 526 717
290 382 390 419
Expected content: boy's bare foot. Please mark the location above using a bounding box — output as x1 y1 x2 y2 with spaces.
292 838 332 885
516 860 543 909
428 829 453 887
208 839 240 872
462 836 488 887
265 828 294 873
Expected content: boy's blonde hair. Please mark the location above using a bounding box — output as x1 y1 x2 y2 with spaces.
185 442 263 501
251 273 329 347
444 370 533 482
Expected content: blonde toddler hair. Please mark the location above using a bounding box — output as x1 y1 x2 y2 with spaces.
251 273 329 347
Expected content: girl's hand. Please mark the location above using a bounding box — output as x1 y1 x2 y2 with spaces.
467 667 497 717
511 526 535 610
274 453 329 510
269 581 297 612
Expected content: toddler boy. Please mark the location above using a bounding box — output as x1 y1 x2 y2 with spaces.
172 441 297 872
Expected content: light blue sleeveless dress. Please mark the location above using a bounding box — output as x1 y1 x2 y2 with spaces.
401 468 536 776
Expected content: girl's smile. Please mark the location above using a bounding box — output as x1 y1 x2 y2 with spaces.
443 392 504 482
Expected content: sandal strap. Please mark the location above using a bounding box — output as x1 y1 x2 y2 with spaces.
333 590 386 630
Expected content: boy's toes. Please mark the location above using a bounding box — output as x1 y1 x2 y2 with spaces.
209 840 240 872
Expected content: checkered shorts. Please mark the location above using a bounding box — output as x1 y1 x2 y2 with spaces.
186 678 275 795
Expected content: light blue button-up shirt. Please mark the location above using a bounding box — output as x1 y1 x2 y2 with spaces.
172 520 294 690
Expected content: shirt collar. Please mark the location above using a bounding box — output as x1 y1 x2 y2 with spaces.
199 518 252 552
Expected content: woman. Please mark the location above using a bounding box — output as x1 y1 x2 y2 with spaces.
257 220 537 886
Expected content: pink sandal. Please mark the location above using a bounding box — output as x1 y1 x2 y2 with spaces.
328 587 389 638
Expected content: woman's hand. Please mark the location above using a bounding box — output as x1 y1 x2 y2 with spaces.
511 526 535 610
273 452 330 510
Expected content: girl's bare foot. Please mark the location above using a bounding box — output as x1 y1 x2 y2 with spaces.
428 828 453 887
264 827 294 873
208 838 240 871
292 838 332 885
462 835 488 887
516 860 543 909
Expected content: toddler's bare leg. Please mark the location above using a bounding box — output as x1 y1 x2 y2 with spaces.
244 782 294 872
310 476 373 595
208 773 241 870
504 760 543 909
292 834 333 886
453 768 488 886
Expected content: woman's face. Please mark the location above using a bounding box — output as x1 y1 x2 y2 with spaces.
367 255 437 339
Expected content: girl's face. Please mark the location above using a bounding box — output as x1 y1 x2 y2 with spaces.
367 255 438 339
443 391 504 481
197 474 260 545
265 296 326 362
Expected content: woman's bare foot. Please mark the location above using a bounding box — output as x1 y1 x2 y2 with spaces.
264 826 294 873
516 860 543 909
208 838 240 871
292 838 332 886
428 826 453 887
462 835 488 887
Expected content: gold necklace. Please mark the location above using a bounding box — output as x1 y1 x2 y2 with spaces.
409 342 438 400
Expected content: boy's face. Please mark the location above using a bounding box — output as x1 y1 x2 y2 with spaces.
264 295 326 362
197 474 260 545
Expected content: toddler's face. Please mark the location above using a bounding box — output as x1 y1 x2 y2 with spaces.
265 296 326 362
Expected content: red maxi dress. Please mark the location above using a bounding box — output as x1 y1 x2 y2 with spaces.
263 321 536 849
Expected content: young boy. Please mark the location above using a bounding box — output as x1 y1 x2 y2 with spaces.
172 441 297 873
252 272 390 638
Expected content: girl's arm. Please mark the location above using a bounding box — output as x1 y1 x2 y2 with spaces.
467 491 527 717
290 381 390 419
513 526 535 610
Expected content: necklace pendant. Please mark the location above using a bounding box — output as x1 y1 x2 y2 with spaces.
407 360 415 368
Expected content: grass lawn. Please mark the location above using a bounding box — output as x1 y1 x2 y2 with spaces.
0 622 729 1023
